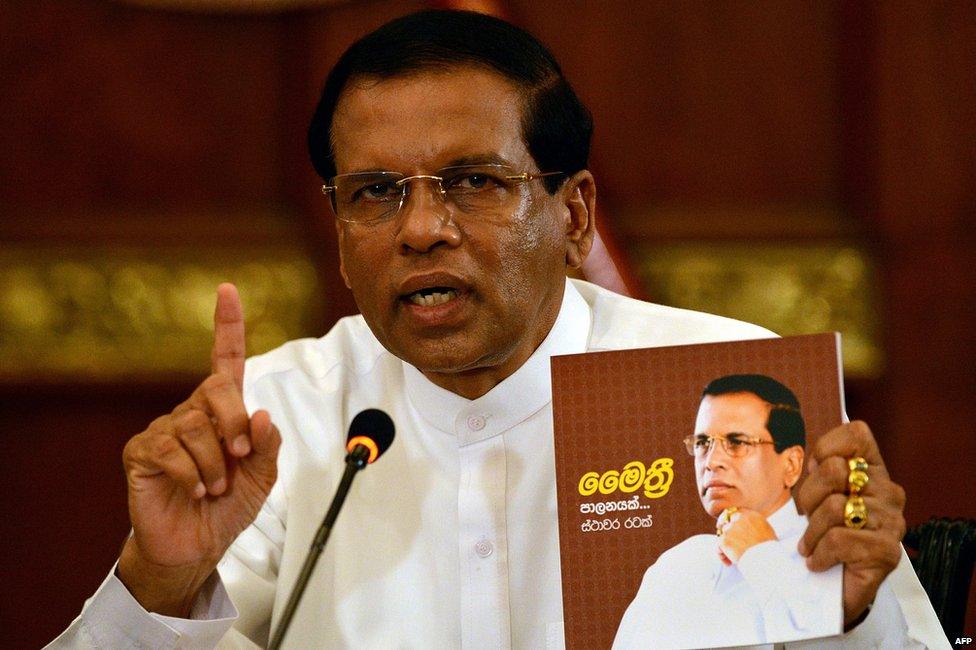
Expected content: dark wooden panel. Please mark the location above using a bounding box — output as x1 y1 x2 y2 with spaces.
0 0 284 209
0 382 195 648
510 0 841 207
871 1 976 527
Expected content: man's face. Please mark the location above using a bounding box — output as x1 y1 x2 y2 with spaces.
693 392 800 518
330 67 592 398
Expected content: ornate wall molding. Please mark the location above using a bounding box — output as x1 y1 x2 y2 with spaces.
0 246 322 381
633 242 883 378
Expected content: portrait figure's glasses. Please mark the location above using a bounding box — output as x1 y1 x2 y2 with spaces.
683 433 776 458
322 164 564 224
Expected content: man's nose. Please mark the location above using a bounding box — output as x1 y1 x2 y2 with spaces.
703 440 730 469
394 179 461 253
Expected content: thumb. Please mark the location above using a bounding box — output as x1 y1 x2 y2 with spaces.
243 409 281 475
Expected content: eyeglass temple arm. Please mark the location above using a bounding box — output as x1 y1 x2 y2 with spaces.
505 171 566 182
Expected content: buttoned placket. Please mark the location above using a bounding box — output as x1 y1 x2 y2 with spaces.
400 280 592 648
457 409 511 649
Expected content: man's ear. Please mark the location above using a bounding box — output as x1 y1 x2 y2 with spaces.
335 220 352 289
560 170 596 269
783 446 805 489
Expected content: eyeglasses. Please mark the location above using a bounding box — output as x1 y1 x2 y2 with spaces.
321 164 564 224
683 433 776 458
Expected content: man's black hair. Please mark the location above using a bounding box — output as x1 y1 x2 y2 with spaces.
307 9 593 194
702 374 806 452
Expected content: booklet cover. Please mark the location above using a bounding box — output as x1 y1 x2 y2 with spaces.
552 333 845 650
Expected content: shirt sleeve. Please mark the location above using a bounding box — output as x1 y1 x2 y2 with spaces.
43 565 237 650
784 548 951 650
736 538 843 641
45 476 287 650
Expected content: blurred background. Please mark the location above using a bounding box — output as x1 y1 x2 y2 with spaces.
1 0 973 646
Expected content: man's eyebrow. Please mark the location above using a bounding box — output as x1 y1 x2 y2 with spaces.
336 167 399 176
444 154 513 168
693 431 747 438
338 154 514 176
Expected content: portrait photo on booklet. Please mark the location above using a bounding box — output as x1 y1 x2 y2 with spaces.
552 333 847 650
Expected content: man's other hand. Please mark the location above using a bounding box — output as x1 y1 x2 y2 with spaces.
717 508 777 565
118 283 281 617
797 421 906 628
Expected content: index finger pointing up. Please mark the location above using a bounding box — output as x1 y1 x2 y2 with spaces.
212 282 246 391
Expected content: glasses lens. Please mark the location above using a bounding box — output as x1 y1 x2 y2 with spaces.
721 434 757 457
439 165 517 213
686 435 712 456
331 172 404 222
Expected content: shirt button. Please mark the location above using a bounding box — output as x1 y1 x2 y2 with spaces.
467 415 486 431
475 539 494 558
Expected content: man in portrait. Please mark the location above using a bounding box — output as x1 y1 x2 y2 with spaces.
614 374 844 648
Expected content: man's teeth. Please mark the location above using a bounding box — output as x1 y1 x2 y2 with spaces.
409 289 458 306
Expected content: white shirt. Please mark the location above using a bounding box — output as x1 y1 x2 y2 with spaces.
613 499 842 649
48 279 949 649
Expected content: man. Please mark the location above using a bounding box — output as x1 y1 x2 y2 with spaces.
614 375 841 648
51 10 945 649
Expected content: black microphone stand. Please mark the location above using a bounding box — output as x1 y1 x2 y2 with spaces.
267 445 370 650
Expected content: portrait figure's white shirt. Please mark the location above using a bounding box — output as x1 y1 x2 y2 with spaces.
613 499 841 649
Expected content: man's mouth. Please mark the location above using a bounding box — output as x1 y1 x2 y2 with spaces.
398 273 469 311
405 287 459 307
703 480 733 496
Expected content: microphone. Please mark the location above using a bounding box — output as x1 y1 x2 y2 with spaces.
345 408 396 468
268 409 395 650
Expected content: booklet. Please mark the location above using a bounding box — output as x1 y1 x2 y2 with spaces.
552 333 845 650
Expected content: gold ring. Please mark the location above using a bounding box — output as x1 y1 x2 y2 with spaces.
716 506 738 537
844 495 868 529
848 469 870 494
847 457 870 495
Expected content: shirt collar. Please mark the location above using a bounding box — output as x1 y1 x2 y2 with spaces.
402 278 591 445
765 497 804 539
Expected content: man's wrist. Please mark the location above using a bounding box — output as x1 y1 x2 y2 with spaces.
117 539 218 618
843 601 872 633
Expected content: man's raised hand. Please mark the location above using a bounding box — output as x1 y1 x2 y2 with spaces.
118 283 281 616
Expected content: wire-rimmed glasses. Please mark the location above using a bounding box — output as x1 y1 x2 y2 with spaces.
321 164 564 224
683 433 776 458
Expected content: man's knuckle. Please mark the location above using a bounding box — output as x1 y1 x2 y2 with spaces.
826 493 847 518
884 541 901 567
171 407 203 430
890 481 906 508
148 414 167 427
895 519 907 544
819 457 848 491
823 526 845 548
850 420 872 441
149 434 182 459
202 373 233 393
824 455 846 474
177 424 208 444
122 435 143 464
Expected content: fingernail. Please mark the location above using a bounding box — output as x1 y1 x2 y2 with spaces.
797 540 807 556
233 436 251 456
192 482 206 499
808 458 818 473
210 477 226 495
